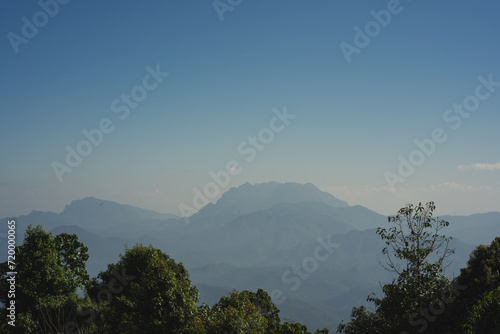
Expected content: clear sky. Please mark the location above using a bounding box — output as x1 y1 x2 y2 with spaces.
1 0 499 218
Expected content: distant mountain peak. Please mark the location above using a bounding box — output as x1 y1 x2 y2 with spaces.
60 196 178 222
194 181 348 218
65 197 108 208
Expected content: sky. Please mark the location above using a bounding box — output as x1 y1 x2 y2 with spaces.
1 0 499 218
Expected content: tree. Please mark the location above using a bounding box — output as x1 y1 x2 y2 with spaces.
428 236 500 334
89 243 199 333
337 202 454 333
202 289 274 334
200 289 328 334
0 225 332 333
0 225 90 333
458 236 500 334
461 286 500 334
457 236 500 301
277 322 329 334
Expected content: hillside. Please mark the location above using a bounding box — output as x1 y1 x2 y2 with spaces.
1 181 498 330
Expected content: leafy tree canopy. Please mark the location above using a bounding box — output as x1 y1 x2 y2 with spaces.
0 225 89 333
89 243 199 334
337 202 454 334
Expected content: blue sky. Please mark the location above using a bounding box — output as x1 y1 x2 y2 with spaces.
1 0 499 217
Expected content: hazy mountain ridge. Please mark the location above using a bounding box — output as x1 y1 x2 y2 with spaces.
190 182 348 226
441 212 500 246
62 197 179 221
1 181 498 330
10 197 180 240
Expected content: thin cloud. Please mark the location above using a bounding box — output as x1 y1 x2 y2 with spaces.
417 182 495 192
457 163 500 171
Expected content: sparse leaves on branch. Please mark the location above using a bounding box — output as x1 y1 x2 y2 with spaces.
338 202 455 334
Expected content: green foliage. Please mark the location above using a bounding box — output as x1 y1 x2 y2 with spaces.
337 202 454 334
0 224 328 333
89 243 199 333
429 236 500 334
195 288 329 334
201 289 274 333
338 206 500 334
375 201 453 312
277 322 329 333
462 286 500 334
458 236 500 299
0 225 90 333
336 305 389 334
277 322 310 333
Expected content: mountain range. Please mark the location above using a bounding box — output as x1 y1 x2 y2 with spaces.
2 181 499 331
